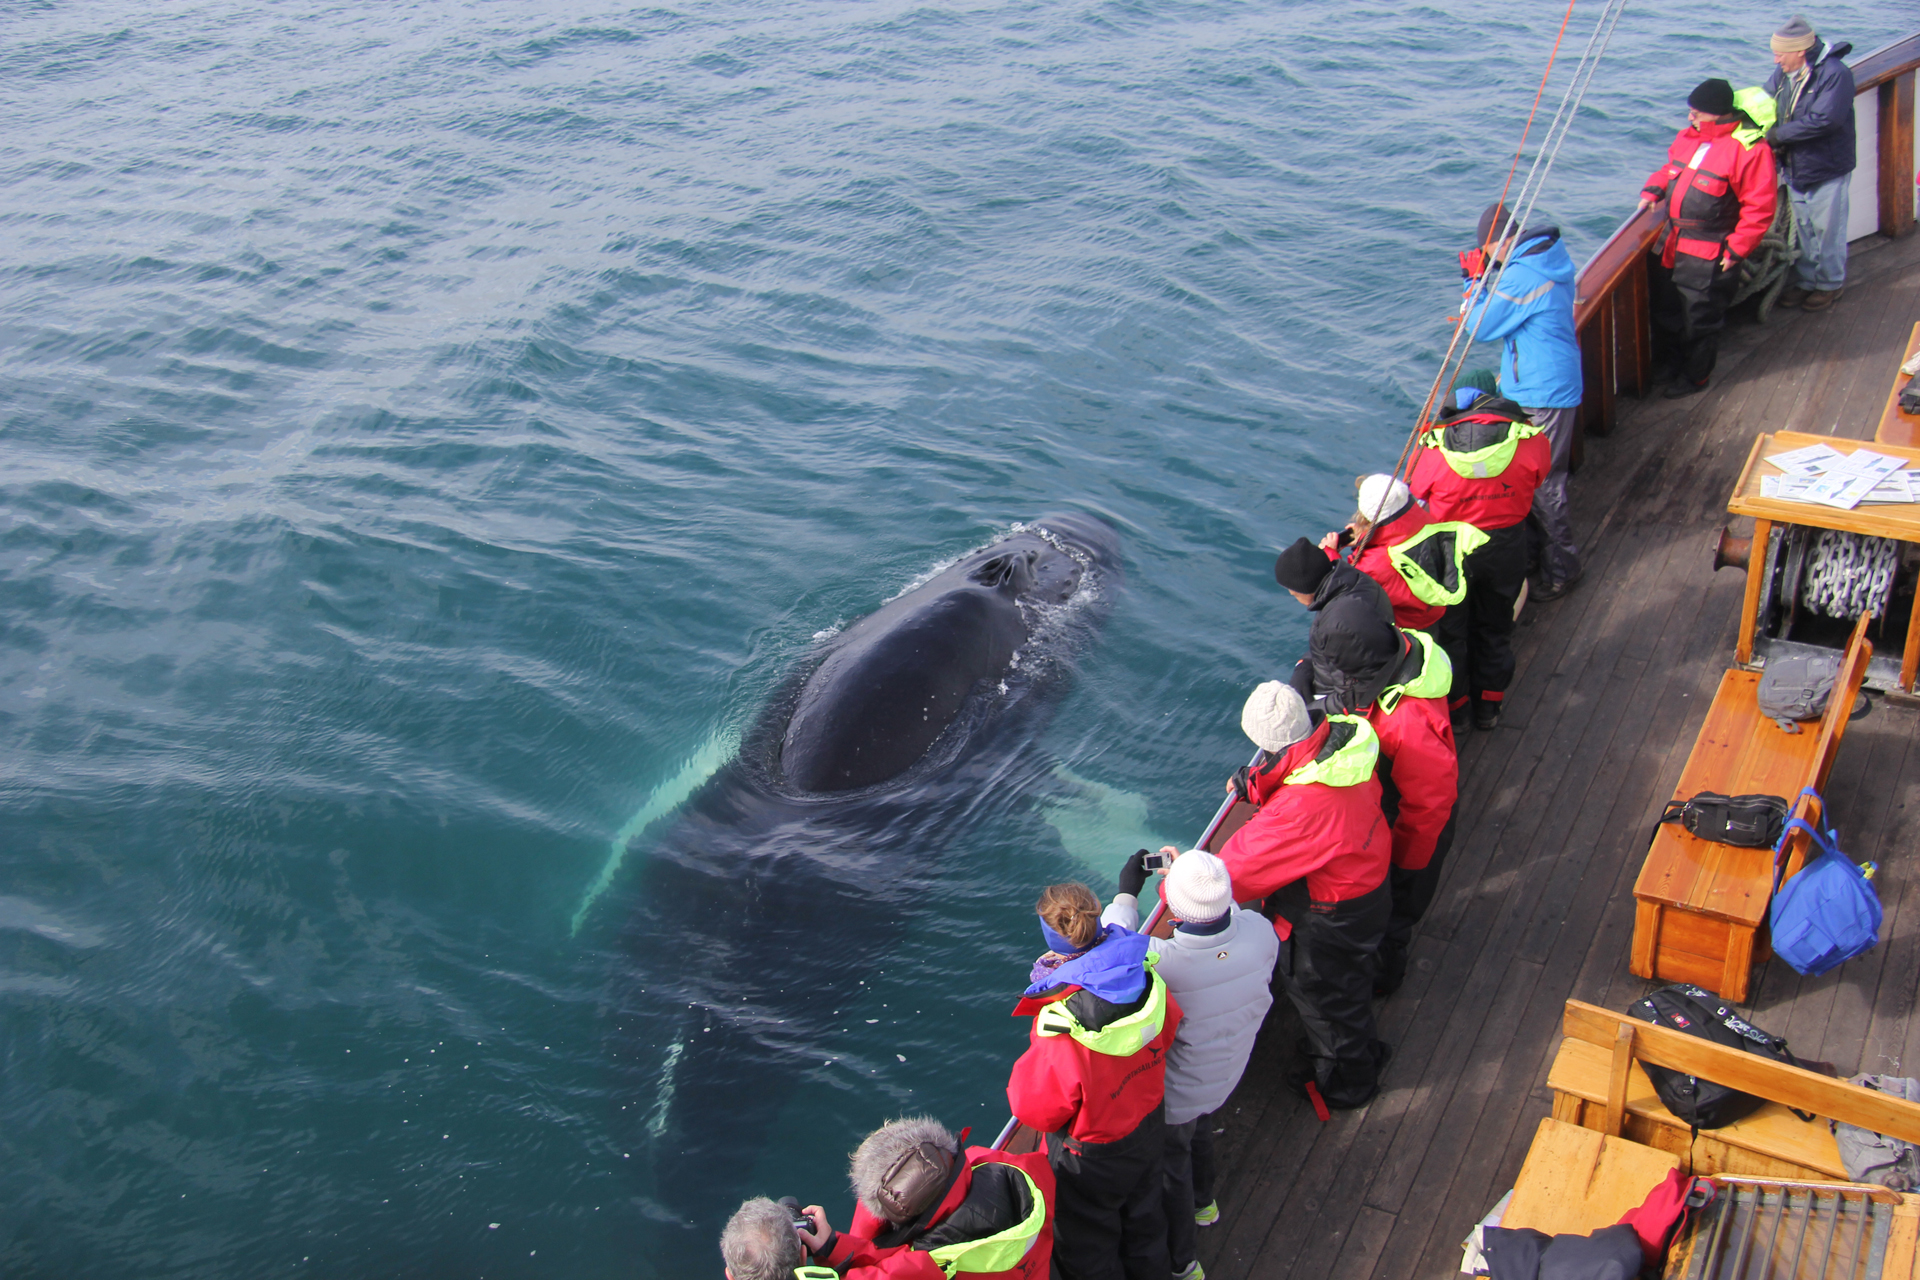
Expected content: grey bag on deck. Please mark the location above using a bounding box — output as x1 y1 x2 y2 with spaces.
1832 1074 1920 1191
1756 652 1840 733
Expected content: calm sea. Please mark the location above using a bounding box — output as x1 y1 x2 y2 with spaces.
3 2 1913 1275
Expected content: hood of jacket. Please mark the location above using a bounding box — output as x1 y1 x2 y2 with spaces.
1306 563 1400 712
1022 923 1149 1002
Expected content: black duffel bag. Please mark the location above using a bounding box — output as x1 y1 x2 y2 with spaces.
1658 791 1787 848
1628 984 1812 1129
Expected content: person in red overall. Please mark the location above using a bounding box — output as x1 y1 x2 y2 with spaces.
1219 680 1390 1110
1319 473 1483 633
1408 379 1551 732
1355 630 1459 998
794 1116 1055 1280
1006 883 1182 1280
1637 77 1778 398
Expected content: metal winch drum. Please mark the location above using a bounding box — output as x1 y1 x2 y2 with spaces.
1723 524 1905 640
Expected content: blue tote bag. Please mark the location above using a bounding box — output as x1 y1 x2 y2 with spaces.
1769 787 1882 977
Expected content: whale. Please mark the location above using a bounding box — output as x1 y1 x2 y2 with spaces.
596 513 1119 1268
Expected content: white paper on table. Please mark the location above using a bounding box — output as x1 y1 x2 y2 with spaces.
1827 448 1906 480
1800 472 1879 510
1768 443 1847 475
1865 472 1916 503
1764 475 1819 500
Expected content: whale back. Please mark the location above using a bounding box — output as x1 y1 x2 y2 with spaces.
780 584 1023 792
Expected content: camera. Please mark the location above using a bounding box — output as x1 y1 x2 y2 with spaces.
1141 849 1170 873
777 1196 816 1233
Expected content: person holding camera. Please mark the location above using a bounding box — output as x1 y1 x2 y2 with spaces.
780 1116 1055 1280
719 1197 839 1280
1272 536 1402 716
1008 882 1184 1280
1102 848 1277 1280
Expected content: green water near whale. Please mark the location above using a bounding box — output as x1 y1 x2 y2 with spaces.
2 1 1913 1275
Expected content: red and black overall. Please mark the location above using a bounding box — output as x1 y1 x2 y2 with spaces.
1640 117 1778 387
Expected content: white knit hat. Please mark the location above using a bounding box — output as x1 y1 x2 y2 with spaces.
1241 680 1310 752
1165 849 1233 922
1355 473 1411 524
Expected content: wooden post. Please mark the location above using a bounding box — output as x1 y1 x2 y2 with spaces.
1879 71 1916 240
1736 517 1772 665
1627 253 1650 399
1603 1024 1635 1137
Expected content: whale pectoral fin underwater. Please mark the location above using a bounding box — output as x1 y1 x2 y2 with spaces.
1037 765 1174 889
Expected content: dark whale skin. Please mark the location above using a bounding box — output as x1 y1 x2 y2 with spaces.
779 514 1114 792
600 513 1119 1270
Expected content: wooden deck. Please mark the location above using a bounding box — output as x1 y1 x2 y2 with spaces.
1199 229 1920 1280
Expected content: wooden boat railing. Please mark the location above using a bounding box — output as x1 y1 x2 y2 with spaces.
1574 29 1920 438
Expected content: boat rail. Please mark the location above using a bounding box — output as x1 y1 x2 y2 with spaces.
1573 30 1919 437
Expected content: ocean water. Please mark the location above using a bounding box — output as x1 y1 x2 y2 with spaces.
2 2 1913 1276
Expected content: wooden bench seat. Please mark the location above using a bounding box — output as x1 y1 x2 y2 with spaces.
1526 1001 1920 1276
1548 1035 1846 1180
1630 613 1872 1001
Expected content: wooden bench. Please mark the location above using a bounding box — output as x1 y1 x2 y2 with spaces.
1874 321 1920 448
1522 1000 1920 1274
1630 613 1872 1002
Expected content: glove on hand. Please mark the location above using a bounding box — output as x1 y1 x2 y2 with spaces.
1231 765 1253 804
1118 848 1151 898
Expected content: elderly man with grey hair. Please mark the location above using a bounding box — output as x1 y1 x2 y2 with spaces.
794 1115 1055 1279
1764 15 1856 310
720 1196 826 1280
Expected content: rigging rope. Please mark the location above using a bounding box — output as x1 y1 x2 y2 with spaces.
1355 0 1631 560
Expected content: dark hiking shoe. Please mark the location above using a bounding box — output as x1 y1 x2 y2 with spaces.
1663 377 1708 399
1374 947 1408 998
1802 288 1844 312
1532 570 1582 602
1450 702 1472 736
1777 285 1811 308
1474 701 1502 731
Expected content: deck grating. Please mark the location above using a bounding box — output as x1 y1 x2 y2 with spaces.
1198 230 1920 1280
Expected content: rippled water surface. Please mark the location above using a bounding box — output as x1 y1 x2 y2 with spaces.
4 1 1914 1275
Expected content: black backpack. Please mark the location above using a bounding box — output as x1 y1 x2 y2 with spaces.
1627 985 1811 1129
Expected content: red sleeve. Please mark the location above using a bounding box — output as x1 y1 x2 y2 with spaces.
843 1251 946 1280
1643 139 1682 199
1407 447 1439 505
1006 1034 1081 1136
1725 143 1779 260
1217 793 1326 902
1354 545 1429 627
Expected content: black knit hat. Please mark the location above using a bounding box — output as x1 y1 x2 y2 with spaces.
1273 537 1334 593
1476 202 1514 245
1687 78 1735 115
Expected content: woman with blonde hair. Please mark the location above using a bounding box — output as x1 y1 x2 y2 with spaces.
1006 882 1183 1280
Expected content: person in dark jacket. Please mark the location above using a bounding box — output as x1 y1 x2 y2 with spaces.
1764 16 1856 311
795 1116 1056 1280
1273 537 1402 714
1636 78 1778 397
1460 202 1585 600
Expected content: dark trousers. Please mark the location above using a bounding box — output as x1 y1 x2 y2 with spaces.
1379 813 1455 992
1278 880 1391 1108
1649 252 1738 386
1191 1116 1214 1206
1162 1119 1199 1271
1433 521 1527 705
1047 1108 1171 1280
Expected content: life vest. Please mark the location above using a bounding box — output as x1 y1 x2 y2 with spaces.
1376 630 1453 714
797 1269 841 1279
1282 714 1379 787
1661 89 1776 260
923 1166 1049 1277
1033 952 1170 1056
1420 411 1542 480
1385 521 1488 607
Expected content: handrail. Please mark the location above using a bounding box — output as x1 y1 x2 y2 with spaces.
1849 32 1920 92
1571 206 1663 331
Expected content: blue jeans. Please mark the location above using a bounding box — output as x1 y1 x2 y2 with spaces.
1789 175 1850 291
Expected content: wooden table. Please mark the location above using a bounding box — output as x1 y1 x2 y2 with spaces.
1873 321 1920 448
1729 429 1920 691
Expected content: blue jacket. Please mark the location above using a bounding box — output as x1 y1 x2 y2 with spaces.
1460 228 1583 410
1765 39 1856 192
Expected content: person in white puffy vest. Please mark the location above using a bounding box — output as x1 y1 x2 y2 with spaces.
1102 848 1278 1280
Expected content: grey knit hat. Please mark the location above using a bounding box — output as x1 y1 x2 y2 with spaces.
1241 680 1310 753
1771 15 1816 54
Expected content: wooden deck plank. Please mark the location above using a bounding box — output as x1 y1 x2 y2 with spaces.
1204 231 1920 1280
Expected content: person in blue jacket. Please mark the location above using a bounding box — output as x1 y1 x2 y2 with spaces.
1764 16 1855 312
1459 202 1584 601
